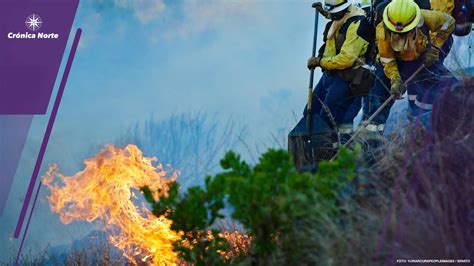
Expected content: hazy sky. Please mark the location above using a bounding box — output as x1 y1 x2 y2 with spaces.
1 0 328 260
64 0 317 139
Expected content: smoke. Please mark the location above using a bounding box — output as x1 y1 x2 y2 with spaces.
85 0 166 23
78 0 257 39
176 0 257 36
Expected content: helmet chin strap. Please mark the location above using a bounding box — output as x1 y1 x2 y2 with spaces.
330 8 349 20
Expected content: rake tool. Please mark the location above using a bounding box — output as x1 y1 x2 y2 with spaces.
330 64 426 161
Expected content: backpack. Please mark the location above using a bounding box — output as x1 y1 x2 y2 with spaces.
321 16 375 96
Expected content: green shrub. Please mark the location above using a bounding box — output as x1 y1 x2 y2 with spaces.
143 147 358 264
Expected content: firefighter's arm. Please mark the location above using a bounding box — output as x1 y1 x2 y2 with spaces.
422 9 455 48
430 0 454 15
376 24 401 80
320 22 369 70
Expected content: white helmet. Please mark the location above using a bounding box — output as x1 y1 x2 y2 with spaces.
324 0 351 13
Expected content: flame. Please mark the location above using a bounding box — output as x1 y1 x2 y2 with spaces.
224 231 252 257
215 230 252 260
43 144 180 265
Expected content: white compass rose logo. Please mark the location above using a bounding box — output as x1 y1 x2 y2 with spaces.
25 14 43 31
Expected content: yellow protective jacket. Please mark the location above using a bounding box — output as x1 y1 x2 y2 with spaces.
431 0 454 15
320 6 369 70
377 9 455 80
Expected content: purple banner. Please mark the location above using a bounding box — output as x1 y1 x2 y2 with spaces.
0 0 78 114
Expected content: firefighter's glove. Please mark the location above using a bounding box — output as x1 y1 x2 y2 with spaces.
390 78 404 97
307 57 321 70
424 46 440 67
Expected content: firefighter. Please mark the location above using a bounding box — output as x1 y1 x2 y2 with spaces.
362 0 438 134
373 0 456 121
362 1 394 134
346 0 374 125
306 0 369 142
362 0 460 137
374 1 454 62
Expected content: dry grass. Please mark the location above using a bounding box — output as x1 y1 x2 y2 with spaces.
11 79 473 266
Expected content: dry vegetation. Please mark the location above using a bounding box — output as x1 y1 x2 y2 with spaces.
15 79 473 265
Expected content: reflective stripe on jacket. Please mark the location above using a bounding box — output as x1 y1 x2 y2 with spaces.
376 9 455 80
320 6 369 70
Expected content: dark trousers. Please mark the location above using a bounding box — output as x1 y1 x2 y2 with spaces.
306 73 360 127
365 63 392 125
365 57 457 124
400 57 456 117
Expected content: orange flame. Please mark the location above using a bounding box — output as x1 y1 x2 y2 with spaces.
43 144 180 265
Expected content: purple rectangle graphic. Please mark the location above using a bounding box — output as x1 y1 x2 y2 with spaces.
0 0 79 114
0 115 33 216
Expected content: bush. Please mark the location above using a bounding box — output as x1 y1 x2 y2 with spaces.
143 147 358 265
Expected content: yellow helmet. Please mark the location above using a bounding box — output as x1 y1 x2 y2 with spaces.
324 0 351 13
383 0 421 33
